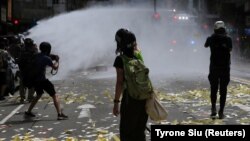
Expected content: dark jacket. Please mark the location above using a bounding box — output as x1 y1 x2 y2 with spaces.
205 33 232 68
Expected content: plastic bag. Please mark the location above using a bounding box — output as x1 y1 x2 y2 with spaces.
146 92 168 121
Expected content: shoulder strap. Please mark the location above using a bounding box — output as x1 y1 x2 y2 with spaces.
120 54 131 63
134 50 144 62
119 55 131 90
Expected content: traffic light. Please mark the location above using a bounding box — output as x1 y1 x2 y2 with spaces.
153 12 160 20
11 19 20 33
13 19 19 25
203 24 208 30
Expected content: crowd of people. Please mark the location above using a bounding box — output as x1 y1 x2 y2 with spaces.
113 21 232 141
0 20 233 141
0 35 68 120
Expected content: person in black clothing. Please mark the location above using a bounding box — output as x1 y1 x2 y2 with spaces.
204 21 232 119
0 38 10 100
113 28 148 141
25 42 68 120
18 38 37 103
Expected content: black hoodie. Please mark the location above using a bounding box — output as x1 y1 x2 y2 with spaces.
205 33 232 68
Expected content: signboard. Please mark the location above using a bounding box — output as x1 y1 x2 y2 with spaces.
7 0 12 20
245 1 250 12
1 7 7 22
47 0 53 7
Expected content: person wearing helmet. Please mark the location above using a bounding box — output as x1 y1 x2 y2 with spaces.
25 41 68 120
205 21 233 119
113 28 147 141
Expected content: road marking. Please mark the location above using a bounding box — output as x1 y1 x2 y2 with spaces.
77 104 96 118
0 104 24 124
231 77 250 85
235 104 250 112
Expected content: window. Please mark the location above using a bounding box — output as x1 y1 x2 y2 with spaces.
53 0 65 4
53 0 59 4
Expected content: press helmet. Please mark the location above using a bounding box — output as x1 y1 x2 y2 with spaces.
214 21 225 30
39 42 51 55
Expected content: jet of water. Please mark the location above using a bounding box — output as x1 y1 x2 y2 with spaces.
27 5 210 80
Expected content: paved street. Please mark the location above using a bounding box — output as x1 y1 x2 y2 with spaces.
0 61 250 141
1 0 250 141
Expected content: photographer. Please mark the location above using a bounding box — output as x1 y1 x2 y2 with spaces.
25 42 68 120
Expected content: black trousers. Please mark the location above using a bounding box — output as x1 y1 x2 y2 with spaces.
208 67 230 113
120 91 148 141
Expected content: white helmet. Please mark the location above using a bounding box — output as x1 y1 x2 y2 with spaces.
214 21 225 30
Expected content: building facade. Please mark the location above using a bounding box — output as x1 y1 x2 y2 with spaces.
0 0 12 35
1 0 250 38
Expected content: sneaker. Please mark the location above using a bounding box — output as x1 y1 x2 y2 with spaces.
218 113 225 119
25 111 36 117
210 110 217 119
58 113 68 120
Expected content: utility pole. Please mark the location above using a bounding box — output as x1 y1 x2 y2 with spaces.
154 0 156 13
153 0 160 20
7 0 12 21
